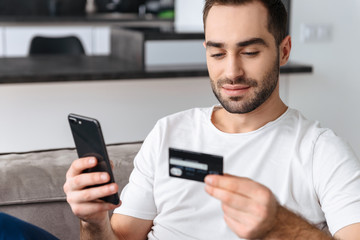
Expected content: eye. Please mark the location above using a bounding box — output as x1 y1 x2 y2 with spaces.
210 53 225 59
242 51 260 56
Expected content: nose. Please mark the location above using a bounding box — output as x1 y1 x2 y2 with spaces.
224 54 244 81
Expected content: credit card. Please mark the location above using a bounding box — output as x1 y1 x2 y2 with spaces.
169 148 223 182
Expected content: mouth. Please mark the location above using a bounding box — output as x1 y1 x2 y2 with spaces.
221 84 251 97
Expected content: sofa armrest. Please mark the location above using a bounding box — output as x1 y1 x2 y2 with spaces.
0 142 142 206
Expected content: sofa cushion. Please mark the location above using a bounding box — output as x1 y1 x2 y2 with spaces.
0 142 141 206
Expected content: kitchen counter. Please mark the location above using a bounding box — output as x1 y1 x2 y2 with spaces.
0 55 312 84
0 13 172 26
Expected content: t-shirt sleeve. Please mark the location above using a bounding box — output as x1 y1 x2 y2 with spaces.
313 129 360 235
113 122 162 220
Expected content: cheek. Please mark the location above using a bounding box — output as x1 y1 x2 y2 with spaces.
206 59 222 78
246 60 263 76
245 54 275 77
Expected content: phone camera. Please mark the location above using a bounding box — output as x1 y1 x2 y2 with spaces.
69 117 78 124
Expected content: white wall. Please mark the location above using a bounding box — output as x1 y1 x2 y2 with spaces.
288 0 360 156
0 27 4 56
0 78 217 153
145 40 206 66
175 0 204 32
92 26 111 55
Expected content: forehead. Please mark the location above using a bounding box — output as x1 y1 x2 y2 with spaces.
205 2 272 43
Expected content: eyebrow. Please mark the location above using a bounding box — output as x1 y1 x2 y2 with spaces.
206 38 268 48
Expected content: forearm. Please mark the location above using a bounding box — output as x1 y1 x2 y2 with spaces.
80 217 122 240
264 205 334 240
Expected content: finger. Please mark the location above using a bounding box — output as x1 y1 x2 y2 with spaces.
206 184 275 226
66 157 97 179
71 200 122 219
67 183 119 204
222 203 260 226
223 214 255 239
223 205 277 239
205 184 255 213
205 174 265 199
65 171 110 192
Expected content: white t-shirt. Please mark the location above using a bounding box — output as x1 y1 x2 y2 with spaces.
114 106 360 239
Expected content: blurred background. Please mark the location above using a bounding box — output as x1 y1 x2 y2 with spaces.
0 0 174 16
0 0 359 159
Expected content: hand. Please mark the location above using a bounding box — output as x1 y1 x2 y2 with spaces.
205 174 278 239
63 157 121 225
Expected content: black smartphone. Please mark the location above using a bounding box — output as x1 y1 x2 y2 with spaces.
68 113 120 205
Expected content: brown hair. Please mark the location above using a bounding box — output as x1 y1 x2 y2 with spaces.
203 0 288 45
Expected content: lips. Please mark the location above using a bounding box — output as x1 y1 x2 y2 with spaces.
221 84 251 97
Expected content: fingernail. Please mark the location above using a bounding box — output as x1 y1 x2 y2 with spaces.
109 184 116 192
204 185 211 193
89 157 96 165
101 173 108 181
205 175 213 185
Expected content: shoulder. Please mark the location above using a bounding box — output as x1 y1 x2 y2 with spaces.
281 108 329 139
285 109 359 177
287 109 353 152
278 108 352 159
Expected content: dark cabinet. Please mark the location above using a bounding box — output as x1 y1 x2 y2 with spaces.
0 0 87 16
95 0 146 13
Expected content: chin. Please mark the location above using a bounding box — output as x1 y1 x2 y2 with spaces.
219 100 258 114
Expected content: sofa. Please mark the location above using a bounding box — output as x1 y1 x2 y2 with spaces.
0 142 142 239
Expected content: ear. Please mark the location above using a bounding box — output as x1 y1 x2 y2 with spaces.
279 36 292 66
203 41 206 49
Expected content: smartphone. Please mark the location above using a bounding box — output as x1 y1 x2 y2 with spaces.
68 113 120 205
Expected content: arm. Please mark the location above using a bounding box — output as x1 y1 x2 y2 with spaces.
111 214 153 240
270 206 360 240
80 214 118 240
334 223 360 240
266 205 333 239
80 213 153 240
270 208 360 239
204 174 336 239
63 157 152 240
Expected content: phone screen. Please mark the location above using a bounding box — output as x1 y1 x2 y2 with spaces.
68 113 120 205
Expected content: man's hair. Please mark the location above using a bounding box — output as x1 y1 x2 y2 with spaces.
203 0 288 46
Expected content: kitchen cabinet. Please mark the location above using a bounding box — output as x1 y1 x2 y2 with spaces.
3 25 110 56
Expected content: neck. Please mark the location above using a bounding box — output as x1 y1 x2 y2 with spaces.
211 88 287 133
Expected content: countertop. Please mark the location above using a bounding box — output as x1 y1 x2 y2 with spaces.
0 55 313 84
0 13 172 26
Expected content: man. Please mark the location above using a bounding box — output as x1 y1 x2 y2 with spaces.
64 0 360 239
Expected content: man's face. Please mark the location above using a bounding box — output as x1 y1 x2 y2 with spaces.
204 3 280 114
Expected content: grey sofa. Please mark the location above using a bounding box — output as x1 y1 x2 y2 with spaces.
0 142 142 239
